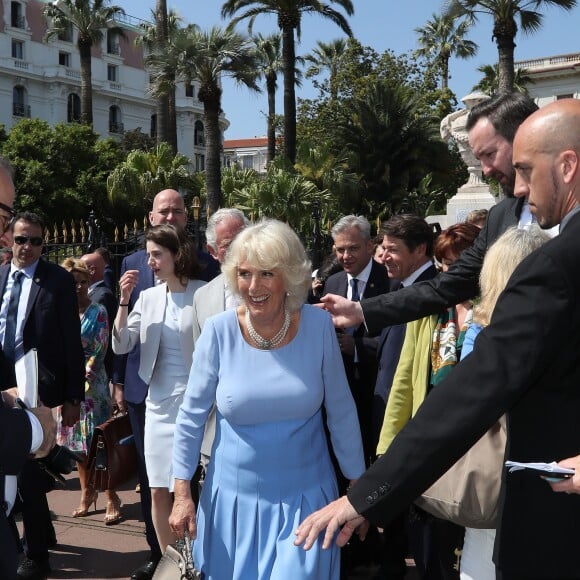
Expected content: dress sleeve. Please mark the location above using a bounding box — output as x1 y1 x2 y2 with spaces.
460 323 483 361
112 293 142 355
321 314 366 480
173 318 220 481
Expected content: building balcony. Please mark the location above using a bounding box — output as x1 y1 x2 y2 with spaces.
109 122 124 134
13 103 31 118
11 15 25 29
13 59 28 70
107 43 121 56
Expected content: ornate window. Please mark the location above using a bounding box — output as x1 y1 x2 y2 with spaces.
67 94 81 123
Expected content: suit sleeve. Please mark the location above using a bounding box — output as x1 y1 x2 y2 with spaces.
360 213 493 334
111 256 129 385
348 247 570 526
60 272 86 402
0 406 32 475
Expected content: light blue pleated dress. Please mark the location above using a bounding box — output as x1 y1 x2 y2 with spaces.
173 305 365 580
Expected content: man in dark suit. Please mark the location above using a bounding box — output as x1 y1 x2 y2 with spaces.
1 393 56 580
319 92 542 333
0 212 84 580
112 189 218 580
295 98 580 579
370 215 437 580
81 252 117 379
323 215 390 466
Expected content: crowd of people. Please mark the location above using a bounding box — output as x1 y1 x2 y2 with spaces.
2 92 580 580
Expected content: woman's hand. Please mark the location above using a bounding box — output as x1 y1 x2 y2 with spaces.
169 479 197 540
118 269 139 304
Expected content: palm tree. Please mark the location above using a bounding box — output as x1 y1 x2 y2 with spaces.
444 0 576 93
137 9 184 152
253 33 283 163
221 0 354 163
148 25 259 212
472 62 533 94
44 0 125 126
107 142 192 207
414 13 477 89
339 79 452 214
305 38 347 99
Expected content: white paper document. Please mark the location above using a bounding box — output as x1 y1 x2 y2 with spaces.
15 348 39 408
505 460 575 476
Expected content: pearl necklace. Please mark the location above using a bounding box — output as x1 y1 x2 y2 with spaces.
245 307 291 350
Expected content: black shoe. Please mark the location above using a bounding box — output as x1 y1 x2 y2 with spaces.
16 557 51 580
130 556 160 580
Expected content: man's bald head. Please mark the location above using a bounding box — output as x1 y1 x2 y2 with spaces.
81 252 106 283
149 189 187 228
0 158 16 247
513 99 580 228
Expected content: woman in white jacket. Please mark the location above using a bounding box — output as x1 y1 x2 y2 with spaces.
113 224 205 552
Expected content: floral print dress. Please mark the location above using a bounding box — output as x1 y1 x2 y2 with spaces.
57 302 111 453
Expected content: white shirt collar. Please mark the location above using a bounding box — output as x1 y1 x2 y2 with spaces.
401 260 433 287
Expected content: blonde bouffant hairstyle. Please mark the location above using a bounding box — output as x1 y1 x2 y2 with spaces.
475 225 550 326
61 257 90 279
223 219 312 312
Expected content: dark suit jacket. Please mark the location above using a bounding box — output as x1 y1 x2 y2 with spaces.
362 197 523 334
372 265 438 448
89 280 117 378
0 402 31 578
324 260 390 462
0 260 84 407
349 211 580 578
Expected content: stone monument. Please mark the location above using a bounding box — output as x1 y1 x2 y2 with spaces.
432 91 498 228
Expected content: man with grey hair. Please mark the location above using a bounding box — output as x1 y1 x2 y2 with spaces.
190 208 248 495
323 214 390 572
325 215 390 458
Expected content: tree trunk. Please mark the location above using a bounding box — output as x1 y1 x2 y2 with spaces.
168 83 178 154
281 24 296 163
494 17 517 94
266 73 276 164
155 0 169 145
78 40 93 126
441 56 449 90
204 95 222 214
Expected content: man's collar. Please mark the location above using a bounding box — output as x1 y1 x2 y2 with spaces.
560 205 580 233
10 259 40 278
401 260 433 287
347 257 373 283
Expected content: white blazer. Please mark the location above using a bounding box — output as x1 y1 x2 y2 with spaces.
113 279 206 385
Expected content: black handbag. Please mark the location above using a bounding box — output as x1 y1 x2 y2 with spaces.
86 411 137 491
152 532 203 580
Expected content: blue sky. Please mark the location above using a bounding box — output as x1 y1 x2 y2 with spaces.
121 0 580 139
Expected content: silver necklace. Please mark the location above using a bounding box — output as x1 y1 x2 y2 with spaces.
245 307 291 349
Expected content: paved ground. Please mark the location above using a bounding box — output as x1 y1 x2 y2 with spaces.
16 472 418 580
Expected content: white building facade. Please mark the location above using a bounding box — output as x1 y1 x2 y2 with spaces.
0 0 223 165
223 137 269 174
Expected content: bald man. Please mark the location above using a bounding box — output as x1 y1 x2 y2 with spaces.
295 99 580 579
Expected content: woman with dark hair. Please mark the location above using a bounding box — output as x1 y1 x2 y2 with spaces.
375 222 481 579
113 224 205 553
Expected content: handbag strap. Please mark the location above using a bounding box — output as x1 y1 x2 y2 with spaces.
175 531 195 579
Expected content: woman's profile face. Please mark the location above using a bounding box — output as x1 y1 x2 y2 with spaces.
146 240 176 281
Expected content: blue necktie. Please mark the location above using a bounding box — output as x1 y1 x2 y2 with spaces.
4 270 23 363
350 277 360 302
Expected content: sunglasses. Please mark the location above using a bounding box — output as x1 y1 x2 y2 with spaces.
14 235 43 247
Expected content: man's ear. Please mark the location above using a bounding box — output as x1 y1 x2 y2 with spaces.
207 244 218 260
561 150 579 184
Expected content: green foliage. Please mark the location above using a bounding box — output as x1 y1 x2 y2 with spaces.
472 63 533 95
1 119 123 224
120 128 156 154
107 143 194 210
